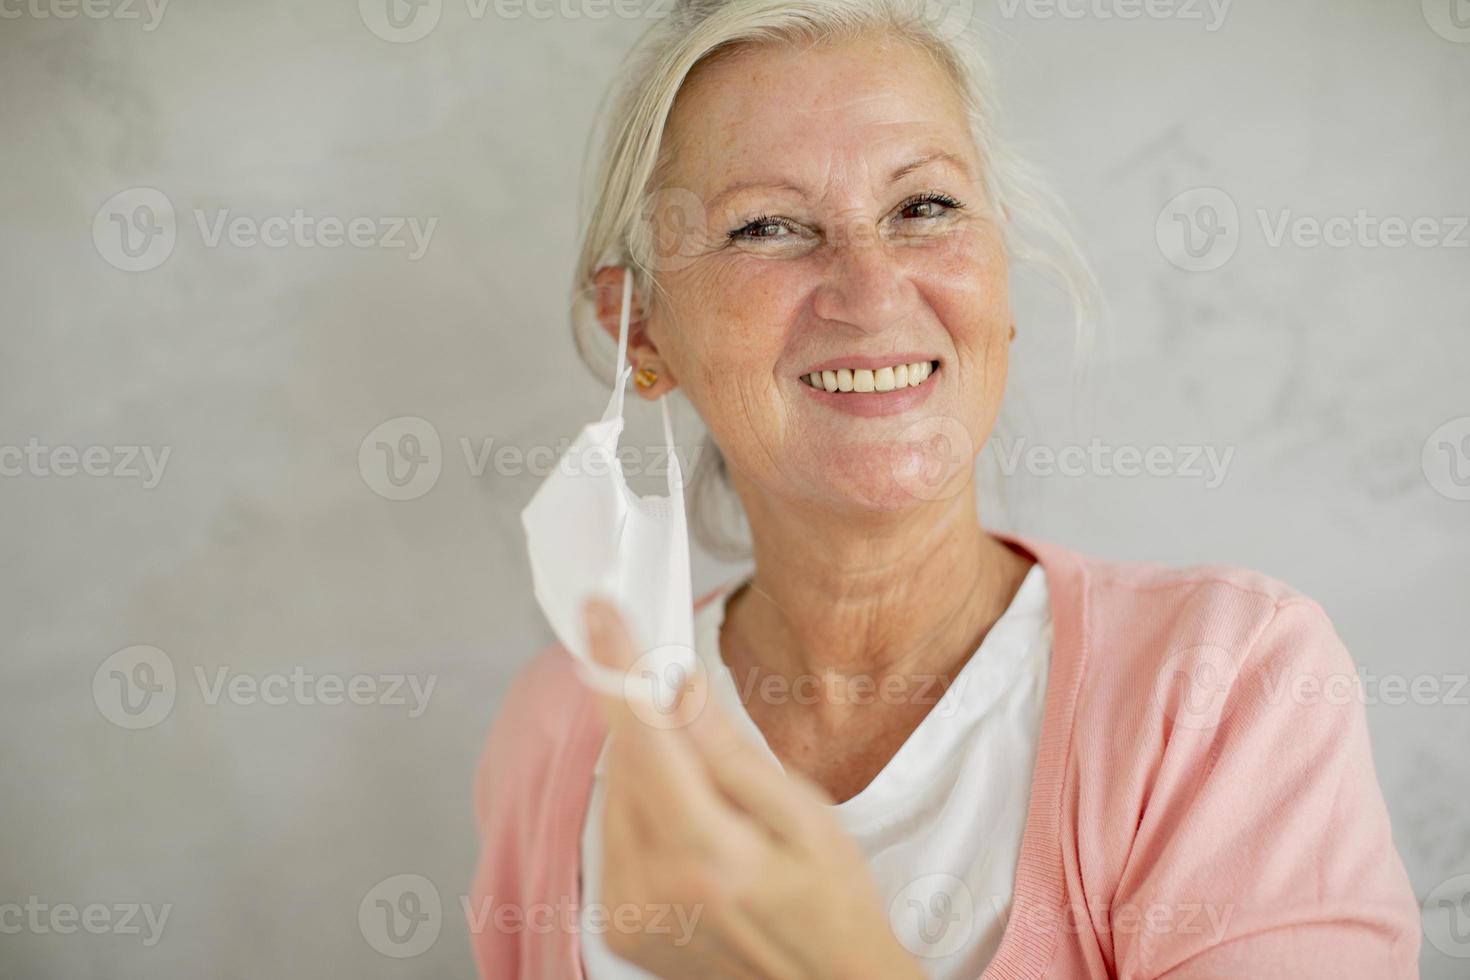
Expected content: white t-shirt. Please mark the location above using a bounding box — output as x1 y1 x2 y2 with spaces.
580 563 1052 979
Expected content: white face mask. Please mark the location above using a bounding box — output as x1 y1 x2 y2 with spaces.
520 268 697 705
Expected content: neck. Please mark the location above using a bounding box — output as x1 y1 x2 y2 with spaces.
722 479 1031 687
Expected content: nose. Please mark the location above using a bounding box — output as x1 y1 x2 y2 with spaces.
809 223 913 334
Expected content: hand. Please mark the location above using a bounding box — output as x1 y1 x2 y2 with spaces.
581 597 926 980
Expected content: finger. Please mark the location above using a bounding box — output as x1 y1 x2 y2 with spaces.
583 596 705 733
582 598 739 839
582 597 831 844
580 596 647 730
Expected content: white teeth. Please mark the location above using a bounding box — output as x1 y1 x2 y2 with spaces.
803 361 935 390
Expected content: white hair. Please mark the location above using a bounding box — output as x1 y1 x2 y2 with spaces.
570 0 1100 558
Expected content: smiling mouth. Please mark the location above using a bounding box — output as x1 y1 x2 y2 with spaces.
799 360 938 393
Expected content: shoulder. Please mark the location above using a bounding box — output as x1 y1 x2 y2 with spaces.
1075 546 1317 611
1041 543 1370 788
1038 548 1421 973
1024 537 1357 736
1062 544 1342 668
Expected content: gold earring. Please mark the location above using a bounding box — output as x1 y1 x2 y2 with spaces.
634 367 659 389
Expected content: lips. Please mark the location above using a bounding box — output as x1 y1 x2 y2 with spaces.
796 358 940 418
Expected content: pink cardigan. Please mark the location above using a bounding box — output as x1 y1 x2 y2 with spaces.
469 535 1421 978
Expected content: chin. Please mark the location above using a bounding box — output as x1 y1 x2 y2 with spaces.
805 438 978 512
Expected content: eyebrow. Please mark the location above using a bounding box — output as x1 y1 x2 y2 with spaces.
707 150 972 210
888 150 970 184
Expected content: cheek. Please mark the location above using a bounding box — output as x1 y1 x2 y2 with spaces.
916 227 1011 350
654 260 806 429
911 230 1013 437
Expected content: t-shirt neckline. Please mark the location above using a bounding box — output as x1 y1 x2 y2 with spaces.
692 562 1050 815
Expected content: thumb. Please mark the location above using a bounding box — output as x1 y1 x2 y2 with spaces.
582 596 638 672
581 596 709 732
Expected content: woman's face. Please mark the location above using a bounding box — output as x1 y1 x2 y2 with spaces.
642 34 1011 514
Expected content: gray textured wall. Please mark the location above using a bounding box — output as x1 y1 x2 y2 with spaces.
1 1 1467 977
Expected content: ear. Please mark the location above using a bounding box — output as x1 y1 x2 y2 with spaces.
591 265 678 399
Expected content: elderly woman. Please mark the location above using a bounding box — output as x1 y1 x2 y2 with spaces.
472 1 1420 977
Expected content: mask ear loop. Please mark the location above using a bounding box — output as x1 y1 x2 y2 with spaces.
580 268 691 702
599 266 681 493
659 393 681 494
601 266 635 424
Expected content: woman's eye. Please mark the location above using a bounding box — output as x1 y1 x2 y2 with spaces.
898 194 963 221
731 218 795 241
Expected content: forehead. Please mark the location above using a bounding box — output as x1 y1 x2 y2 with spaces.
659 34 977 192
